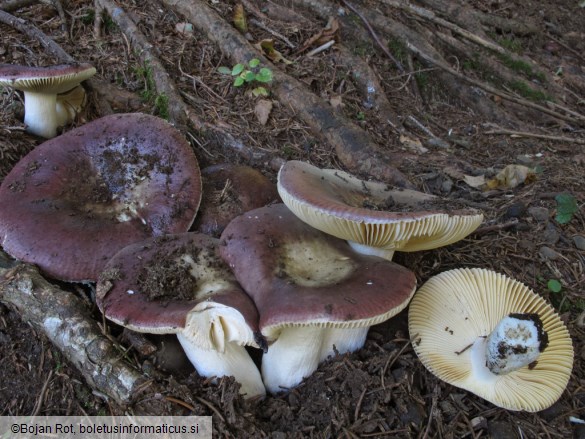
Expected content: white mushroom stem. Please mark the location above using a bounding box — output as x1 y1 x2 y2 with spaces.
471 314 547 378
178 304 266 398
262 326 369 394
319 327 369 362
23 91 59 138
347 241 395 261
176 333 265 398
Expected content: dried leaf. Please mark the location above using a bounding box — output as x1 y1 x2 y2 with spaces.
233 4 248 33
297 17 340 54
463 174 486 188
254 40 293 64
330 95 344 110
255 99 273 125
399 134 428 154
486 165 536 189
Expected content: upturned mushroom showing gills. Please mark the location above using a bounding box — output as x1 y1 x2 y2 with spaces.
277 160 484 260
0 113 202 282
0 63 96 138
96 232 266 398
408 268 573 412
220 203 417 394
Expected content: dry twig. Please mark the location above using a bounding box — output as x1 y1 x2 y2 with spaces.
0 254 153 405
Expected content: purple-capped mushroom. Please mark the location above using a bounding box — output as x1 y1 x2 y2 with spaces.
97 232 266 398
0 113 202 282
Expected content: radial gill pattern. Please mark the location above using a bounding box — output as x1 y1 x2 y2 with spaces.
408 268 573 412
279 190 483 254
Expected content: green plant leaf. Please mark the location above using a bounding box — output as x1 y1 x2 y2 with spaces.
232 63 245 76
252 86 269 97
248 58 260 68
233 76 245 87
547 279 562 293
243 71 256 82
555 193 578 224
255 67 273 83
217 66 232 75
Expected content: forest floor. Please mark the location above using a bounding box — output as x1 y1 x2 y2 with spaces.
0 0 584 438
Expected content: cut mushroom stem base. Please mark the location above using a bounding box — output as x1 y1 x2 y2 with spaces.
262 326 370 394
176 333 265 399
471 313 548 378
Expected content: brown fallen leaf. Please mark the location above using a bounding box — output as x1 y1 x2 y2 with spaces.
254 39 293 64
297 17 340 54
233 3 248 33
255 99 273 125
486 164 536 189
399 134 428 154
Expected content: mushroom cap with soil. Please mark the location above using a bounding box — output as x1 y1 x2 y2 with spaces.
220 203 417 394
277 160 483 260
96 232 266 398
193 163 279 237
408 268 573 412
0 63 96 138
0 113 202 282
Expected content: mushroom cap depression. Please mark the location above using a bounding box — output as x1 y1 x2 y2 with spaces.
277 160 483 258
408 268 573 412
0 63 96 94
0 113 202 282
220 203 417 340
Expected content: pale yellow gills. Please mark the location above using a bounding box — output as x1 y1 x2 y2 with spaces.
408 268 574 412
277 160 483 260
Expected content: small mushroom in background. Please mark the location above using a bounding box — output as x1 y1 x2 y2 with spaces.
96 232 266 399
408 268 573 412
193 164 279 237
55 85 88 128
0 63 96 138
277 160 484 260
220 203 417 394
0 113 202 282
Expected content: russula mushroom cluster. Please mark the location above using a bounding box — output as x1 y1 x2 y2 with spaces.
0 113 201 282
220 203 417 393
97 233 266 398
0 63 96 138
277 160 484 260
408 268 573 412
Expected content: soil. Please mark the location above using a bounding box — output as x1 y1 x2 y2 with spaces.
1 0 584 438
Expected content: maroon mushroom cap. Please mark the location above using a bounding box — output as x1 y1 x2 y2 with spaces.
96 232 260 336
219 204 417 337
0 63 96 94
0 113 202 281
194 164 279 237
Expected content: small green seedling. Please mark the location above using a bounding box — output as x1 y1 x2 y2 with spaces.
555 193 578 224
547 279 562 293
218 58 273 97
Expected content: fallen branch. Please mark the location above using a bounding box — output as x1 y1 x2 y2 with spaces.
348 1 585 125
0 9 74 62
94 0 188 128
163 0 414 187
0 0 36 13
0 253 153 405
483 128 585 145
340 0 404 73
